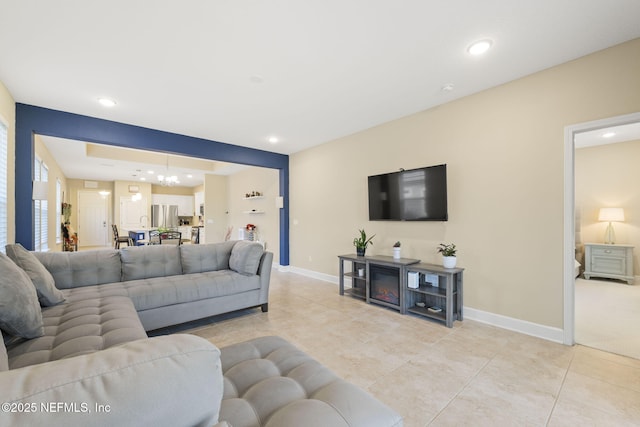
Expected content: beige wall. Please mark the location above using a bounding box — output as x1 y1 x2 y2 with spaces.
227 167 280 263
290 38 640 329
203 174 229 243
576 139 640 275
0 81 15 246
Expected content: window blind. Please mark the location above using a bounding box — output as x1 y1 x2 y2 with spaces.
0 121 7 253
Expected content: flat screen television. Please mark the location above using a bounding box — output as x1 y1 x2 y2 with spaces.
368 164 448 221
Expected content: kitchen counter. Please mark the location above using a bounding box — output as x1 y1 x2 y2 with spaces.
127 229 151 245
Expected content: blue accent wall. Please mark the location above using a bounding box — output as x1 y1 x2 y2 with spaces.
15 103 290 265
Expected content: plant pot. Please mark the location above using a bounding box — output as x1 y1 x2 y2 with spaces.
356 247 366 257
442 256 457 269
393 247 401 259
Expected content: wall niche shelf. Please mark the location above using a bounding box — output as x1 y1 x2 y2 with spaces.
243 196 264 200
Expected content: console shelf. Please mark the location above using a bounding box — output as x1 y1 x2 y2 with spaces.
405 263 464 327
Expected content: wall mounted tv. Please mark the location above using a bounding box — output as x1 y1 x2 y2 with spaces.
368 164 448 221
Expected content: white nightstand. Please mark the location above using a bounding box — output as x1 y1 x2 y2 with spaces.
583 243 634 285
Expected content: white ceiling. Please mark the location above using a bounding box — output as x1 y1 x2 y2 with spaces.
575 122 640 149
1 1 640 182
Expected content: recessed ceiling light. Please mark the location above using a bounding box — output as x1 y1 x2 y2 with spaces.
140 177 146 181
467 39 493 56
268 136 279 144
147 170 154 174
186 174 193 178
602 132 616 138
97 97 117 107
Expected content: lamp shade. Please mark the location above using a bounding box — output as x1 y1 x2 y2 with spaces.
598 207 625 222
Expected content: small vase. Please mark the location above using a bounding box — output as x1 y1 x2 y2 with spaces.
356 247 366 257
393 247 401 259
442 256 457 268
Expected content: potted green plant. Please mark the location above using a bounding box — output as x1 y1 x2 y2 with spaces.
437 243 457 268
393 241 401 259
353 229 375 257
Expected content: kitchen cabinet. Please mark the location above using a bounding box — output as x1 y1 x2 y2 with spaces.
177 226 192 242
152 194 194 217
176 195 194 216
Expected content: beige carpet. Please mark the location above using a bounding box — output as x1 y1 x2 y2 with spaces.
575 277 640 360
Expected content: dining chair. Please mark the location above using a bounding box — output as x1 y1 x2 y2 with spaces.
112 224 133 249
159 231 182 246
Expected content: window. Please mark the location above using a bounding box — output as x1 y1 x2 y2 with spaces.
0 120 7 253
34 156 48 251
56 179 62 243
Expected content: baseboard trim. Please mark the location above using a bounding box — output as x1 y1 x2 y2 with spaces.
463 306 565 344
287 266 565 344
276 263 291 273
288 266 339 284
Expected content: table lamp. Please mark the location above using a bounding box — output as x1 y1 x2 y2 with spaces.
598 207 625 244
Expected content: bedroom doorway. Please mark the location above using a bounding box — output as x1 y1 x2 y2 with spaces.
565 112 640 359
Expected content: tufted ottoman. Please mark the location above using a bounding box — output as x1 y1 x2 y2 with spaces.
219 336 403 427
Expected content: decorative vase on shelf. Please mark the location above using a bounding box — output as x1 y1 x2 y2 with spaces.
442 256 457 269
356 247 366 257
393 247 401 259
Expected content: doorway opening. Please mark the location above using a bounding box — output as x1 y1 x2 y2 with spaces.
564 111 640 359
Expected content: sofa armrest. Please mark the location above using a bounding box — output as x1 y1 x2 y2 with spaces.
257 251 273 305
0 334 222 427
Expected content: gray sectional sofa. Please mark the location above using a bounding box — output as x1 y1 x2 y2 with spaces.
0 241 402 426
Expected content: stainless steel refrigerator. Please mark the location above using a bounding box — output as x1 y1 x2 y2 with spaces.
151 204 179 228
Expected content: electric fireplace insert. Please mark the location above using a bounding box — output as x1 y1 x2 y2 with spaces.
369 264 400 306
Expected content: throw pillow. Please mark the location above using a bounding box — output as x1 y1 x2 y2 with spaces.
5 243 65 306
0 253 44 339
229 241 264 275
0 329 8 371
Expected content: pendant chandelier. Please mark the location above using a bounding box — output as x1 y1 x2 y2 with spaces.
157 155 180 186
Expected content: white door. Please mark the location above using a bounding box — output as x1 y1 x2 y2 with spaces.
78 191 109 247
120 196 147 230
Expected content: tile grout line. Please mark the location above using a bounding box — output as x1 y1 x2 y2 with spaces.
426 353 497 426
544 347 576 426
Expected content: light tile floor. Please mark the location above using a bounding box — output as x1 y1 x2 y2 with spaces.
153 270 640 427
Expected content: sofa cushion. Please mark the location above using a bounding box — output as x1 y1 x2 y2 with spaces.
33 249 122 289
60 282 129 304
121 245 182 281
0 329 8 371
229 241 264 275
0 253 44 339
122 270 261 312
5 243 66 306
219 336 403 427
180 241 236 274
6 295 147 369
